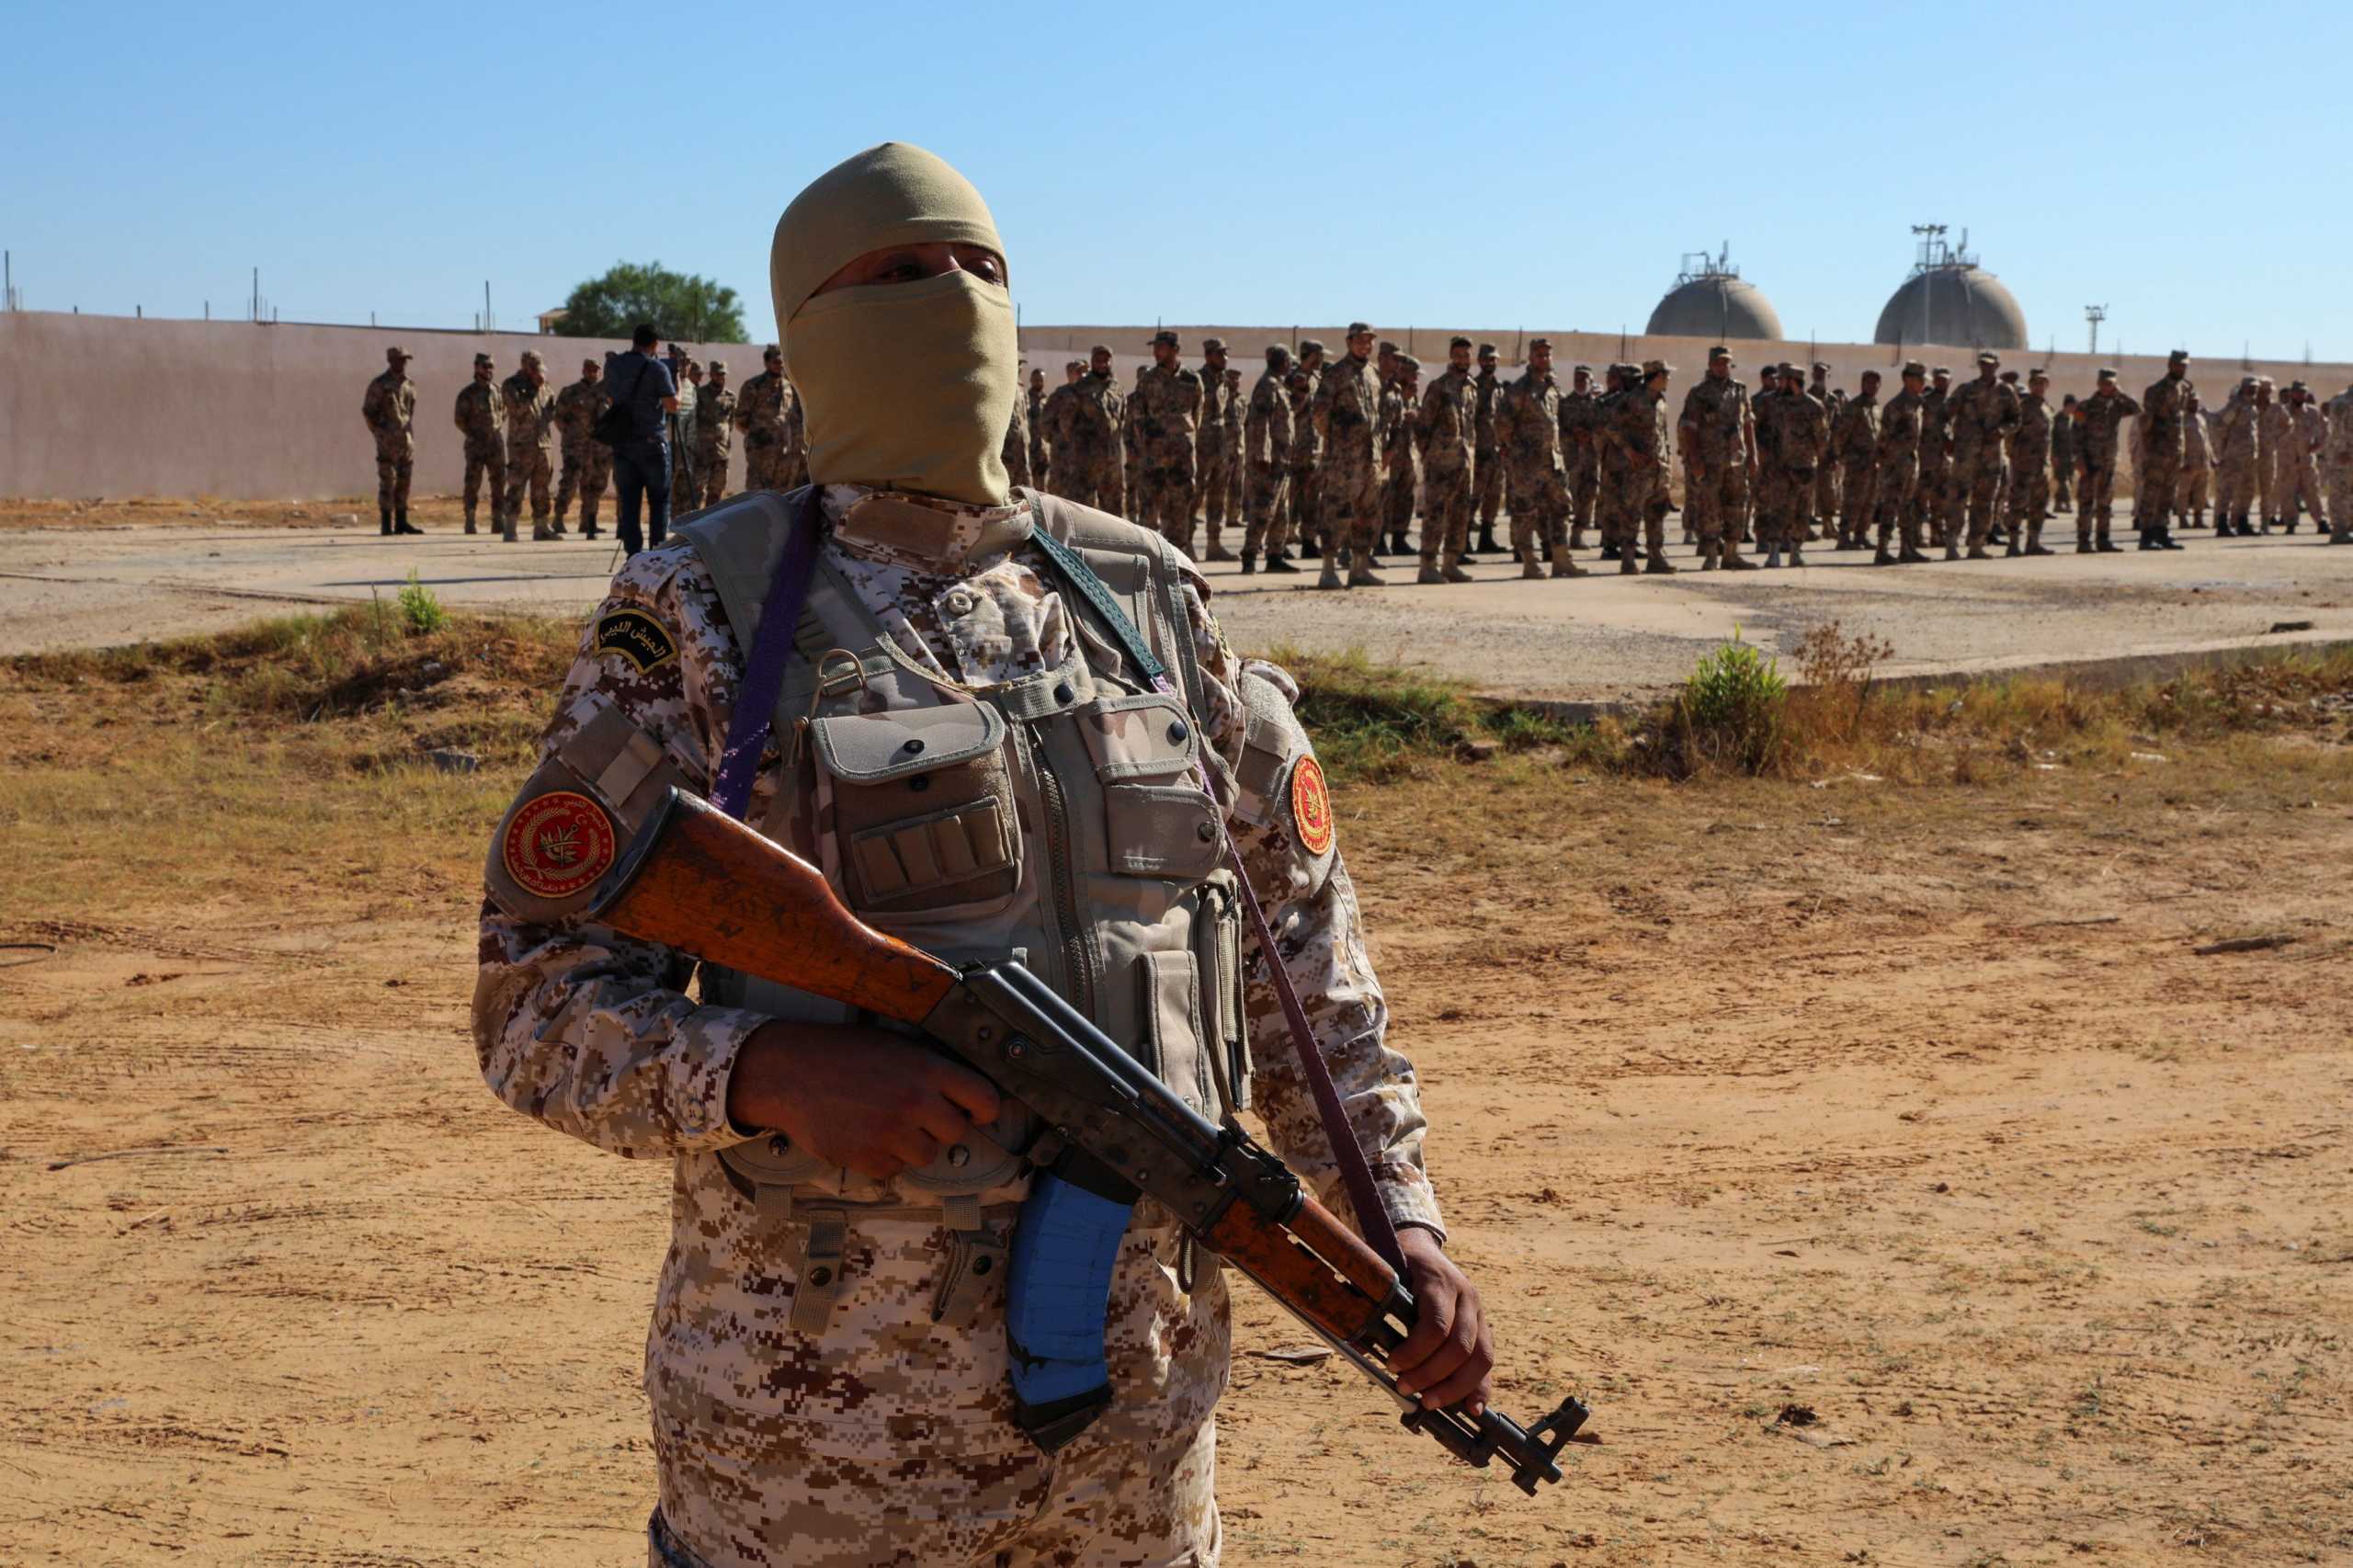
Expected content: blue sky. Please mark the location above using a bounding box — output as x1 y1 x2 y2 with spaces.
8 1 2346 360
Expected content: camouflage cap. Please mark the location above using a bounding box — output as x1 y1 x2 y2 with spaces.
1201 336 1226 352
582 357 599 370
1091 343 1113 357
1812 360 1830 373
2240 375 2259 389
2257 375 2274 387
2029 366 2050 381
472 352 494 368
1223 368 1241 380
2169 348 2190 363
1901 359 1927 377
763 343 782 358
1642 359 1672 378
1377 340 1398 355
1476 342 1498 358
1150 330 1179 347
1449 335 1472 349
707 360 728 376
384 345 411 361
1395 354 1422 371
1346 321 1374 337
1708 344 1732 361
1976 351 1999 366
1572 363 1594 375
1999 369 2019 380
520 348 543 366
2290 379 2309 392
1931 365 1952 377
2097 369 2119 382
1527 336 1553 351
1859 367 1883 381
1298 338 1325 355
1266 344 1290 362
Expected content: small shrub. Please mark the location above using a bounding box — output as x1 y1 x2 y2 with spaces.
1672 631 1788 775
397 570 449 636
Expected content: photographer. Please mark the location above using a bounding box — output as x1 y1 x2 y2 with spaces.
603 323 681 556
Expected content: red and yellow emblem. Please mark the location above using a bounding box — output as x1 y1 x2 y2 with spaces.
1290 756 1335 856
502 790 618 900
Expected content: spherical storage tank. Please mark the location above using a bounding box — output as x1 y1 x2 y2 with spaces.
1873 263 2029 351
1645 273 1784 341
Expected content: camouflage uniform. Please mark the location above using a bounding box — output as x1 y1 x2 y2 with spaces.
1945 368 2020 554
1062 366 1128 516
1378 371 1420 555
1873 378 1926 560
1038 376 1083 500
669 368 700 519
1242 359 1295 565
1557 378 1604 550
2072 383 2140 546
474 485 1443 1568
360 361 416 527
2006 386 2053 551
2259 392 2295 527
1809 373 1845 533
1606 370 1675 571
553 370 613 536
2178 392 2212 525
1195 348 1238 556
1917 379 1955 547
1495 360 1574 576
2286 392 2332 531
1026 379 1051 490
734 362 799 492
1759 383 1828 557
2050 400 2077 511
1222 370 1247 528
2137 364 2195 538
2325 388 2353 542
2214 387 2263 532
1124 369 1150 518
1472 356 1506 548
453 368 506 534
1311 347 1385 582
1677 369 1753 565
1829 389 1880 550
695 373 737 510
1416 356 1478 576
1000 390 1031 491
1284 370 1321 557
501 365 562 540
1136 356 1205 551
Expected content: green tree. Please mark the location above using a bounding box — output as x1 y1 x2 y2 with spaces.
554 261 746 343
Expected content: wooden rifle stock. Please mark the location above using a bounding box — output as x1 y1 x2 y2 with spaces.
587 790 959 1026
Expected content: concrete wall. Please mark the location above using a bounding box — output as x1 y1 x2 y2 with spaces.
0 312 759 501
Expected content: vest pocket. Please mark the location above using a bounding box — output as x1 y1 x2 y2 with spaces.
810 705 1023 916
1076 693 1224 881
1137 949 1212 1117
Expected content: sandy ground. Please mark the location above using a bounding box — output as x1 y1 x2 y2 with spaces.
3 737 2347 1564
4 500 2348 701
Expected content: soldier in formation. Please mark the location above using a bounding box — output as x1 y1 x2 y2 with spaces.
359 345 422 536
2051 395 2077 514
1193 338 1239 561
2279 381 2332 535
1945 353 2020 560
1380 354 1422 562
1829 369 1881 551
454 351 506 536
2133 350 2193 551
2214 377 2264 536
1591 364 1632 563
1677 347 1756 571
1025 366 1051 490
1222 367 1246 525
1559 364 1603 555
1242 345 1298 574
500 349 561 541
1289 340 1326 560
2069 370 2137 552
552 357 611 538
1916 367 1955 549
1757 363 1828 568
1415 336 1479 582
666 353 701 514
2325 382 2353 545
734 346 800 492
1311 323 1386 588
1494 337 1583 580
1131 331 1204 551
2005 367 2056 555
2179 387 2213 528
1871 361 1929 564
1808 362 1845 535
1472 345 1506 556
696 359 735 509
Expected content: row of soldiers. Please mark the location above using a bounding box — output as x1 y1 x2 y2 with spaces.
358 343 812 539
1013 335 2353 582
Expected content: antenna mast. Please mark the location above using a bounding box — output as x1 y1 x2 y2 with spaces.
2085 304 2107 358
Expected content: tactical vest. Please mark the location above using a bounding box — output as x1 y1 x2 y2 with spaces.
679 490 1250 1214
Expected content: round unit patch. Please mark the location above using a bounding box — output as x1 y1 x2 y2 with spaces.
502 790 618 899
1290 756 1335 856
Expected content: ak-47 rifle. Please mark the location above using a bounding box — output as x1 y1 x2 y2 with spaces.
585 787 1591 1494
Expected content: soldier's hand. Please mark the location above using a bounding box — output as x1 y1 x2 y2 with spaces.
1391 1227 1495 1416
728 1020 1003 1180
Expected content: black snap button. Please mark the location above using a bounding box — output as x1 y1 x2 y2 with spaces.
908 775 931 793
972 1255 993 1276
1196 819 1216 842
768 1133 791 1155
1166 720 1188 744
1053 682 1074 705
903 737 926 755
807 1266 834 1288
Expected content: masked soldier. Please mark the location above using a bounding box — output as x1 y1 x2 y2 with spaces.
361 346 421 536
453 352 506 537
472 142 1493 1568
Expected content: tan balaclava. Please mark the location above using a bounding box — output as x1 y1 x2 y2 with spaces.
770 142 1017 507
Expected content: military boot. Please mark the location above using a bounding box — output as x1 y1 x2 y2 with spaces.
1441 558 1473 584
1302 537 1322 559
1519 556 1544 580
1618 548 1639 575
1206 541 1237 562
1700 540 1722 571
1267 552 1301 574
1240 551 1257 575
2026 527 2055 556
1872 545 1896 565
380 507 393 536
1721 541 1757 570
2005 536 2022 557
1763 544 1783 569
1788 542 1807 567
1316 559 1345 589
2157 528 2184 551
1416 562 1446 585
1476 524 1501 554
1644 550 1677 575
1348 558 1386 587
532 519 557 542
463 510 478 536
2097 532 2121 552
1597 541 1621 562
1551 548 1587 579
1569 526 1587 551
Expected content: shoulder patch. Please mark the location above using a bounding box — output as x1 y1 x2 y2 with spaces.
501 790 618 900
1290 755 1334 856
595 608 678 672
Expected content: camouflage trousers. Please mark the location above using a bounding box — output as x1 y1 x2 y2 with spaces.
1506 465 1569 558
2177 461 2211 520
695 443 731 511
461 438 506 527
2138 448 2183 529
1620 466 1668 559
504 443 554 530
1287 459 1320 547
2279 459 2328 527
648 1214 1225 1568
2006 464 2049 537
1684 458 1748 547
1140 449 1199 551
1594 461 1628 551
1757 466 1815 548
2215 452 2261 525
1916 459 1950 545
2328 458 2353 539
1198 445 1233 537
556 445 611 530
1242 460 1291 557
1381 463 1417 544
372 436 414 511
1873 455 1920 552
1567 452 1599 540
744 438 793 493
1317 445 1380 554
1950 447 2007 549
1474 449 1505 528
1419 458 1474 564
2079 460 2120 540
1839 464 1879 544
2052 457 2074 509
1061 449 1125 517
1813 462 1842 529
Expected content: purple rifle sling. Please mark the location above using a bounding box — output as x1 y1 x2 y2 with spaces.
710 492 821 822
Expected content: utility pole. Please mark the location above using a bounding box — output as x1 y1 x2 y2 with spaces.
252 266 259 324
484 281 494 335
2085 304 2107 358
2 249 14 312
